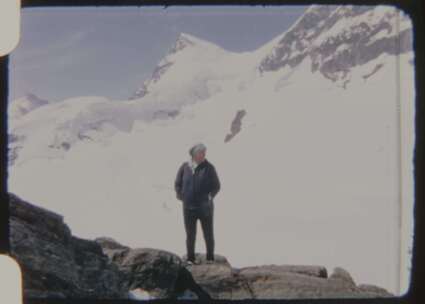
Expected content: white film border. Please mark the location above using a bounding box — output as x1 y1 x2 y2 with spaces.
0 0 20 56
1 1 22 303
0 255 22 304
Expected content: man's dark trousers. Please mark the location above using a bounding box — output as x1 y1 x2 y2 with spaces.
183 202 214 261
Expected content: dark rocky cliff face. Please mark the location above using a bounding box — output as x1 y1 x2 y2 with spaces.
8 193 127 299
9 193 393 300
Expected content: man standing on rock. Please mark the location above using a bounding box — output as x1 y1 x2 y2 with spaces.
175 143 221 265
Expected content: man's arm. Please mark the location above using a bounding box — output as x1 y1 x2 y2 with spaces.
209 164 221 199
174 163 185 201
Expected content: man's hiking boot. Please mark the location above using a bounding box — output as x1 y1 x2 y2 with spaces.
205 259 214 264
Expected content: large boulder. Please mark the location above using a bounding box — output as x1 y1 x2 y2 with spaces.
111 248 183 298
96 239 195 299
8 193 127 299
181 253 249 299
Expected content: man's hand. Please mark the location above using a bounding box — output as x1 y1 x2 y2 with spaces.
176 192 183 201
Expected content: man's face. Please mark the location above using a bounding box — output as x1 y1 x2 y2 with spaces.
193 150 206 164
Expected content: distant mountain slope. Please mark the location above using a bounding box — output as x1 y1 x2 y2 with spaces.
9 93 49 120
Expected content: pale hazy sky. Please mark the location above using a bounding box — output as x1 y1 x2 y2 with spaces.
9 6 306 102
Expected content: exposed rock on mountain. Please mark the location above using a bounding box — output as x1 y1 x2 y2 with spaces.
8 94 49 166
9 192 393 300
9 93 49 119
8 134 25 167
170 33 197 54
128 61 174 100
259 5 412 86
224 109 246 143
152 109 180 119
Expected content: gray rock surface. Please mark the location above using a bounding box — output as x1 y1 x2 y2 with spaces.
224 109 247 143
178 254 393 299
107 246 183 298
94 237 130 261
358 284 395 297
329 266 357 286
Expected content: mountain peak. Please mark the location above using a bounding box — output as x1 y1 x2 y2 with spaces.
129 32 227 100
178 32 200 42
170 33 199 53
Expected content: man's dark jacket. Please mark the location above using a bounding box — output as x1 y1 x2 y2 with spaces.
175 159 220 210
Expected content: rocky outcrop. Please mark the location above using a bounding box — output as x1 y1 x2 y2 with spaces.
93 238 211 299
8 194 206 301
179 254 392 299
8 193 127 299
9 193 393 300
95 238 183 298
224 109 246 143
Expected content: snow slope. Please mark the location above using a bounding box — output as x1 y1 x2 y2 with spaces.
8 5 415 294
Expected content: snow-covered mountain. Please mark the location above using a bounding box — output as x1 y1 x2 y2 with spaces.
8 5 414 294
258 5 413 87
129 33 232 101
